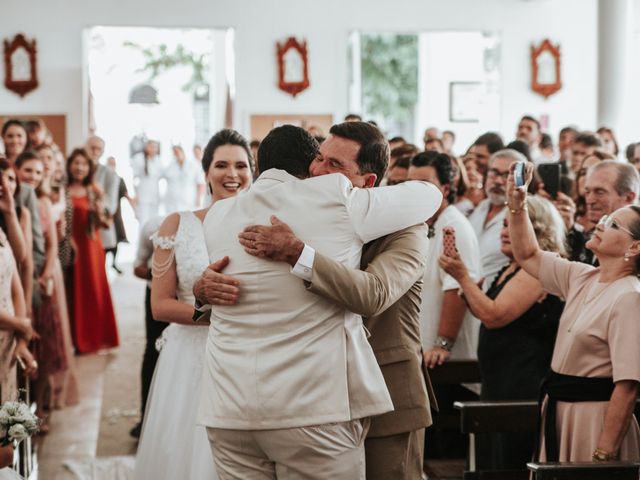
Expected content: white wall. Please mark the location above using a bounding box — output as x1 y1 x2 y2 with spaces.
1 0 598 152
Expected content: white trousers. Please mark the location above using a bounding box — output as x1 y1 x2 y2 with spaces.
207 418 370 480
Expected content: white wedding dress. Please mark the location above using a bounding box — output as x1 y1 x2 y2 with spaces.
134 212 217 480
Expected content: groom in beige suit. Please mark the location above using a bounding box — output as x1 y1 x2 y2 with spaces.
202 127 437 479
194 123 441 479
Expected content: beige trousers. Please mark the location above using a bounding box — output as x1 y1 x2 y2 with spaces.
207 418 370 480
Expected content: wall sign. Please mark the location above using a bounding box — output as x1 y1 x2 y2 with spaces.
531 39 561 99
4 34 39 98
277 37 309 97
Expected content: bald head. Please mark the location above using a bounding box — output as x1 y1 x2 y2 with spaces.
85 136 105 164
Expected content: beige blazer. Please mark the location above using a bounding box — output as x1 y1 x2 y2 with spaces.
307 225 435 437
197 169 442 430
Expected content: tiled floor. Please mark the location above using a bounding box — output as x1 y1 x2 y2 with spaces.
36 264 143 479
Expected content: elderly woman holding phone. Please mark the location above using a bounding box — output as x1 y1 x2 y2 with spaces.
439 193 566 468
505 161 640 462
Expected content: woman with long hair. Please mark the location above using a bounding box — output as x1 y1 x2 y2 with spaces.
65 148 119 354
15 152 70 430
134 129 253 480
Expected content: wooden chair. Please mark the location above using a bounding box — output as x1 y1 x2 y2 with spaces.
454 400 538 480
527 461 640 480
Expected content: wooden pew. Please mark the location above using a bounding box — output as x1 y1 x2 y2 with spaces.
424 361 482 478
454 400 538 480
528 461 640 480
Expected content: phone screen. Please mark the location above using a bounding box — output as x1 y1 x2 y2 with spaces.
537 163 561 199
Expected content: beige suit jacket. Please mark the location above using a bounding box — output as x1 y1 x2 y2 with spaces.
197 169 442 430
307 225 436 437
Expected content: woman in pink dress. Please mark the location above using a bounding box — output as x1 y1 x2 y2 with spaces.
506 161 640 463
15 151 69 430
35 144 80 408
65 148 119 354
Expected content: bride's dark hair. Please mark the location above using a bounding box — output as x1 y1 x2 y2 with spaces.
201 129 252 176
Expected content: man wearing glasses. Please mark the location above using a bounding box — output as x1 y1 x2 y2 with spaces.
468 149 526 288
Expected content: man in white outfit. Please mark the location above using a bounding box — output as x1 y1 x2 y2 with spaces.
194 124 441 479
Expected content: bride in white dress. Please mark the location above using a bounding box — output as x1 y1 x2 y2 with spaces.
134 130 253 480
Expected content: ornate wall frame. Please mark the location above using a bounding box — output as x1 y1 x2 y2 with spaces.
4 34 39 98
531 39 561 99
277 37 309 97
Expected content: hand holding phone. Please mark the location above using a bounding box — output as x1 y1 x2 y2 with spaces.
514 161 525 188
442 226 457 257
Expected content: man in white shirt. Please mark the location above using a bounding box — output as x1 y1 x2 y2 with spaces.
194 124 442 479
408 152 481 366
131 140 162 226
162 145 205 213
468 149 524 288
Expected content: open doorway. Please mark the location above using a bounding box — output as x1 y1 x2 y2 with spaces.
86 25 234 260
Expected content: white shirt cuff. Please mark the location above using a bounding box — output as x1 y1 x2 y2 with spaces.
290 244 315 282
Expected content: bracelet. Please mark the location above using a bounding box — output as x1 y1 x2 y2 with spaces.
504 200 528 214
592 448 617 461
434 336 455 352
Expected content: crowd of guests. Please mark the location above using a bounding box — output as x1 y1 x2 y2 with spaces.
2 112 640 475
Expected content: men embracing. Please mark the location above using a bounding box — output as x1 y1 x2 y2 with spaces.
194 122 441 479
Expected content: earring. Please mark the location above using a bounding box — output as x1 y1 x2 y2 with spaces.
624 252 631 262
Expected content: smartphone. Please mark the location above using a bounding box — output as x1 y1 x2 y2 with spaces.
442 226 457 257
514 161 525 188
537 162 561 199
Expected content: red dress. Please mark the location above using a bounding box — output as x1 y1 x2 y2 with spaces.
70 195 119 353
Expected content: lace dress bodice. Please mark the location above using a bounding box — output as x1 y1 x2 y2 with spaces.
152 212 210 350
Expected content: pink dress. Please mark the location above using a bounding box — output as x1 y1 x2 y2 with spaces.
49 193 80 407
538 251 640 461
0 230 17 402
33 200 68 376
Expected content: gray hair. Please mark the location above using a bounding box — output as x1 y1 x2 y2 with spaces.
489 148 528 167
589 160 640 199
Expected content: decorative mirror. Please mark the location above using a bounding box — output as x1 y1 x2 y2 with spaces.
3 34 39 98
531 39 561 99
277 37 309 97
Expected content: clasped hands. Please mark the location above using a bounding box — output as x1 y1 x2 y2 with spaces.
193 216 304 306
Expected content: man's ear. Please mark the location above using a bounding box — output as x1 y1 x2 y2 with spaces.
625 192 637 205
363 173 377 188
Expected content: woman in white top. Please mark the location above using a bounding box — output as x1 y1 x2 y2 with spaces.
131 140 163 226
134 130 253 480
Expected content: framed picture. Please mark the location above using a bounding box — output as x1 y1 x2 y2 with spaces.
3 34 39 97
531 39 561 98
449 81 482 123
276 37 310 98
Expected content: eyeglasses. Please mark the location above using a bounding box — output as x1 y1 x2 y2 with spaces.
487 169 510 181
597 215 635 237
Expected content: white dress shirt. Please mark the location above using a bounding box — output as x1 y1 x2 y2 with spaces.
468 198 509 289
419 205 481 359
198 169 442 430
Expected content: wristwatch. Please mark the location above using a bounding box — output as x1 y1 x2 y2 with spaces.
434 336 455 352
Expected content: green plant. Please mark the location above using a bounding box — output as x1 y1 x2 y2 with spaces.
361 34 418 121
124 41 209 92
